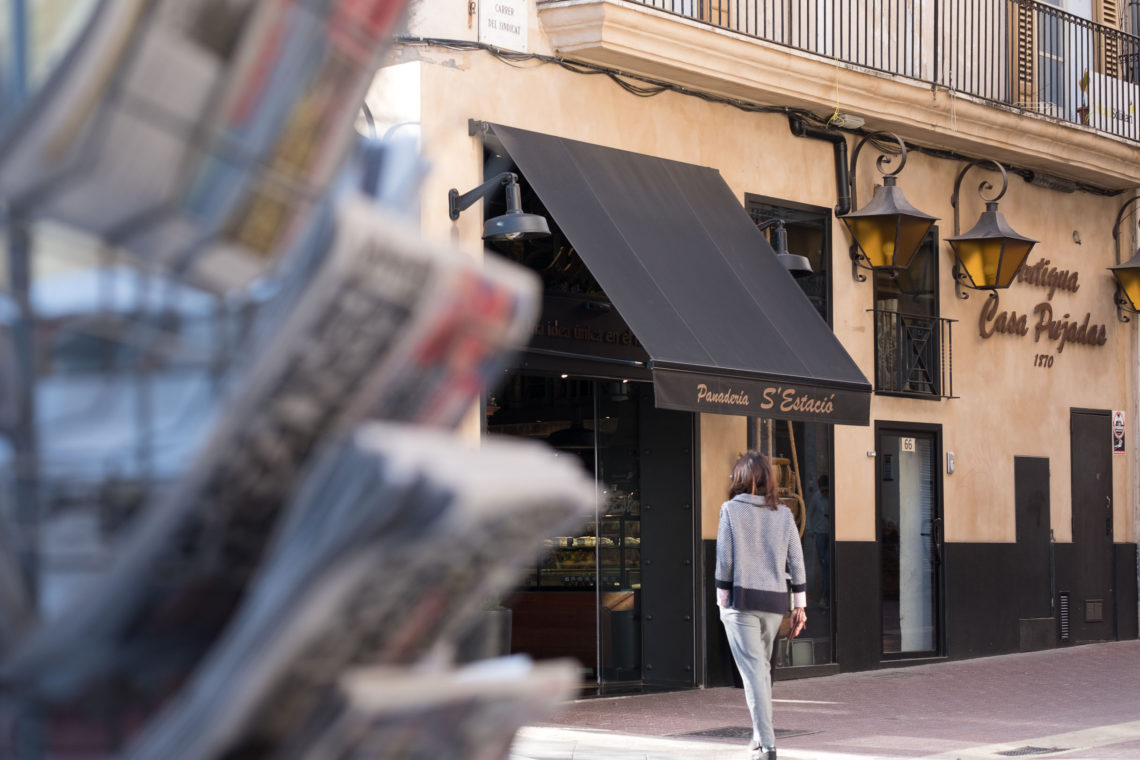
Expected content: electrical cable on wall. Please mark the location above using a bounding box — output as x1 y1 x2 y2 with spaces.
395 36 1124 198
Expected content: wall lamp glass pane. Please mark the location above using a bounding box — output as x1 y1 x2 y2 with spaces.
1110 196 1140 321
839 132 937 282
946 160 1036 299
449 171 551 242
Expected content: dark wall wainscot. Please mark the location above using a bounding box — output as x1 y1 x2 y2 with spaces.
943 543 1021 658
706 539 1137 680
1116 543 1139 641
834 541 880 672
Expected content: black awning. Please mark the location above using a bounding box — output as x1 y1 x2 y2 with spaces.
490 123 871 426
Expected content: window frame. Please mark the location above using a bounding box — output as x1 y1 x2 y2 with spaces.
871 227 951 400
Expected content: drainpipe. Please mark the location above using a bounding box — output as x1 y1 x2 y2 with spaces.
1131 0 1140 82
1134 274 1140 635
787 115 851 216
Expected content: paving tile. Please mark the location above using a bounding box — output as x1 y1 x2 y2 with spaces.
522 641 1140 760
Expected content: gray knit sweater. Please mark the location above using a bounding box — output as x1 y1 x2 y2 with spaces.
715 493 807 613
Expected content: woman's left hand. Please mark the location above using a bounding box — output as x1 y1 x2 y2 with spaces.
789 607 807 638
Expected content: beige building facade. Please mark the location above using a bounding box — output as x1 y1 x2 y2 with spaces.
376 0 1140 686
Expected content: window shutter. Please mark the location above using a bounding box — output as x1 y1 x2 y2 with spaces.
1099 0 1121 77
1100 0 1120 28
700 0 730 27
1011 0 1035 106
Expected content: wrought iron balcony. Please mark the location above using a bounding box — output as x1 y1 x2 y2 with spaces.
870 309 957 399
629 0 1140 143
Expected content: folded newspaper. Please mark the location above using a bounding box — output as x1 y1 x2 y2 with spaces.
122 422 597 760
281 658 580 760
0 198 540 700
0 0 408 290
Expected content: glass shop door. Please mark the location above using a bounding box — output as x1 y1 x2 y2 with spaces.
486 372 695 691
878 426 943 658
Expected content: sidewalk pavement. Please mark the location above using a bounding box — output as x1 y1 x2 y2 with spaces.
511 640 1140 760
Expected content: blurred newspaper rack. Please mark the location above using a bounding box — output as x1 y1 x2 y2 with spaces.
0 0 403 291
0 2 589 758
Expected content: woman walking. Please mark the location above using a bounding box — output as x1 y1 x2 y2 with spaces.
716 451 807 760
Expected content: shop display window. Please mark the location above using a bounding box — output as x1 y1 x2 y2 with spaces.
762 419 835 669
487 374 647 685
745 196 837 670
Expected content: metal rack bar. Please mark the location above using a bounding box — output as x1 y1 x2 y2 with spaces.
7 217 39 597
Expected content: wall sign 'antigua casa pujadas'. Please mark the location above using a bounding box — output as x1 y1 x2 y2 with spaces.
978 257 1109 367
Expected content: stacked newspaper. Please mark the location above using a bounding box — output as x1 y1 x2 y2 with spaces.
1 4 592 760
0 198 540 701
121 422 597 760
0 0 408 290
281 658 580 760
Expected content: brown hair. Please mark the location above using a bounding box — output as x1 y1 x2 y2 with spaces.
728 450 779 508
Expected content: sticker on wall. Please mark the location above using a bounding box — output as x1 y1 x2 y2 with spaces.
1112 410 1126 455
479 0 528 53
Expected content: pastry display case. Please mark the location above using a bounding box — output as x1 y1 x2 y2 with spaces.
522 513 640 590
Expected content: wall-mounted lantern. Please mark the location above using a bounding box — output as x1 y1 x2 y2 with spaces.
449 171 551 241
946 159 1037 299
756 218 813 277
1110 196 1140 321
839 132 938 282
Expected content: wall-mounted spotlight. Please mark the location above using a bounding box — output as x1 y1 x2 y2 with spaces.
839 132 938 282
756 218 813 277
1110 196 1140 322
448 171 551 242
946 159 1036 299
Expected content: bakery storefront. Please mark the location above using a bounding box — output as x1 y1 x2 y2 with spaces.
475 124 871 692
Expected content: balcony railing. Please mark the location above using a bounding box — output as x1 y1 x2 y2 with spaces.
631 0 1140 142
871 309 957 399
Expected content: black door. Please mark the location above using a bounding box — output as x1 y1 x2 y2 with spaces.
638 392 696 688
1069 411 1115 642
1015 457 1054 650
1015 457 1052 620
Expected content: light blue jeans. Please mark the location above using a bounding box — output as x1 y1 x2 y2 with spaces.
720 606 783 750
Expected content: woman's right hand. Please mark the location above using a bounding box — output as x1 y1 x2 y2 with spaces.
789 606 807 638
